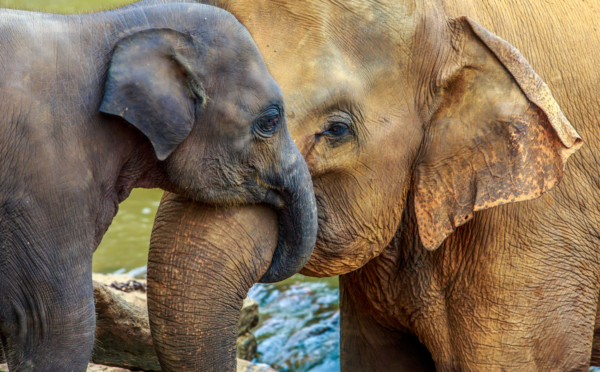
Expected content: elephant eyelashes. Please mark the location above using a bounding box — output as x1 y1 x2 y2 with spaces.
319 112 354 146
323 123 348 136
254 107 281 139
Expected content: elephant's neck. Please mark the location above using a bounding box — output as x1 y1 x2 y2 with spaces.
91 122 168 246
340 202 457 353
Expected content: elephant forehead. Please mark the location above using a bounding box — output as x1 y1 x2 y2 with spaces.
226 0 417 80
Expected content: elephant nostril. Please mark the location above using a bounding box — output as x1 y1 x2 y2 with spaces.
264 189 284 208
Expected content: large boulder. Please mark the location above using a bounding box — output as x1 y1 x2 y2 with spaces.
92 281 161 371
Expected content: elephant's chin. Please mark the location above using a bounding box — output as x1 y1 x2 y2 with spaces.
146 192 279 372
299 242 376 278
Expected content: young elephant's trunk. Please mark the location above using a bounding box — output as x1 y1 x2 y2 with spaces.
258 135 318 283
147 192 279 371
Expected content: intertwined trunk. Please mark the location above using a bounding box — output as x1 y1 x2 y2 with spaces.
147 192 279 371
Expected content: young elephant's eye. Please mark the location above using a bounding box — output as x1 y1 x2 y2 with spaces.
255 109 280 138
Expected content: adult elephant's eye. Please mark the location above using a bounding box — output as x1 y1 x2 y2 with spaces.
255 109 280 138
321 111 353 141
323 123 348 136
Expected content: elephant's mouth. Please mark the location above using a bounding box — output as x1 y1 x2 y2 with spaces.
249 171 285 208
263 189 284 208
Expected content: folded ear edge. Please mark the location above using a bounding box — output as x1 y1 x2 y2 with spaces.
462 16 582 158
415 17 583 251
100 28 206 161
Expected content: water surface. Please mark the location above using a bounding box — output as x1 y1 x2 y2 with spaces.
93 188 163 274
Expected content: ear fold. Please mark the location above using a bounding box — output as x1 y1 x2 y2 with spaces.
100 28 206 161
414 16 582 250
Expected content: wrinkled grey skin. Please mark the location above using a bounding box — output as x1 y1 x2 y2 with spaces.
0 3 317 371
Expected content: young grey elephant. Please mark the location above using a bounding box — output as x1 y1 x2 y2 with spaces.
0 3 317 372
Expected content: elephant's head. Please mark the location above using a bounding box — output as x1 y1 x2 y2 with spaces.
99 5 317 371
100 4 316 282
208 0 582 277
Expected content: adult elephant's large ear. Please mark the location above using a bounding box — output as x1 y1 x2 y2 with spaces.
415 16 582 251
100 28 206 161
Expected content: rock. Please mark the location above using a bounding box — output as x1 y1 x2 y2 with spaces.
236 332 258 361
92 281 161 371
87 363 133 372
237 359 278 372
237 298 259 360
92 273 148 308
238 298 259 336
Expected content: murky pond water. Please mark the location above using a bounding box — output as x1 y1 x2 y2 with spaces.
93 189 340 372
93 188 163 275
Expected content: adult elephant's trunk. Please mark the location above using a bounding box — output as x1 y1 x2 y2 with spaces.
147 194 279 371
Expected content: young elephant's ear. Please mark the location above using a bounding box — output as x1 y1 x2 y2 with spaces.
100 28 206 161
415 16 582 251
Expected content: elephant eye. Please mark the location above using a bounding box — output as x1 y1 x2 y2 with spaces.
323 123 348 136
321 112 353 139
255 109 280 139
318 111 355 147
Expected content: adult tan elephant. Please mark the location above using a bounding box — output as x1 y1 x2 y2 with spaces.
146 0 599 370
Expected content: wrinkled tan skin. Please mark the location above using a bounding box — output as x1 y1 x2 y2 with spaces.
148 0 600 370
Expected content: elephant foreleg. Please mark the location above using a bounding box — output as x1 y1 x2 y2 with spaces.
339 275 436 372
0 240 95 372
590 294 600 367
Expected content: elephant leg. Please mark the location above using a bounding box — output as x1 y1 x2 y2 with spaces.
0 242 95 372
339 275 436 372
591 295 600 367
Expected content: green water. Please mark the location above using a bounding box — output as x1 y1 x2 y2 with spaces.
0 0 137 13
92 188 163 274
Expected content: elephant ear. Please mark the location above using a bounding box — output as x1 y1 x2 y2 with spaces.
100 28 206 161
414 16 582 251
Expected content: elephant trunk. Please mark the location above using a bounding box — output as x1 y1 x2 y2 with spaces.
259 137 318 283
147 193 279 371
